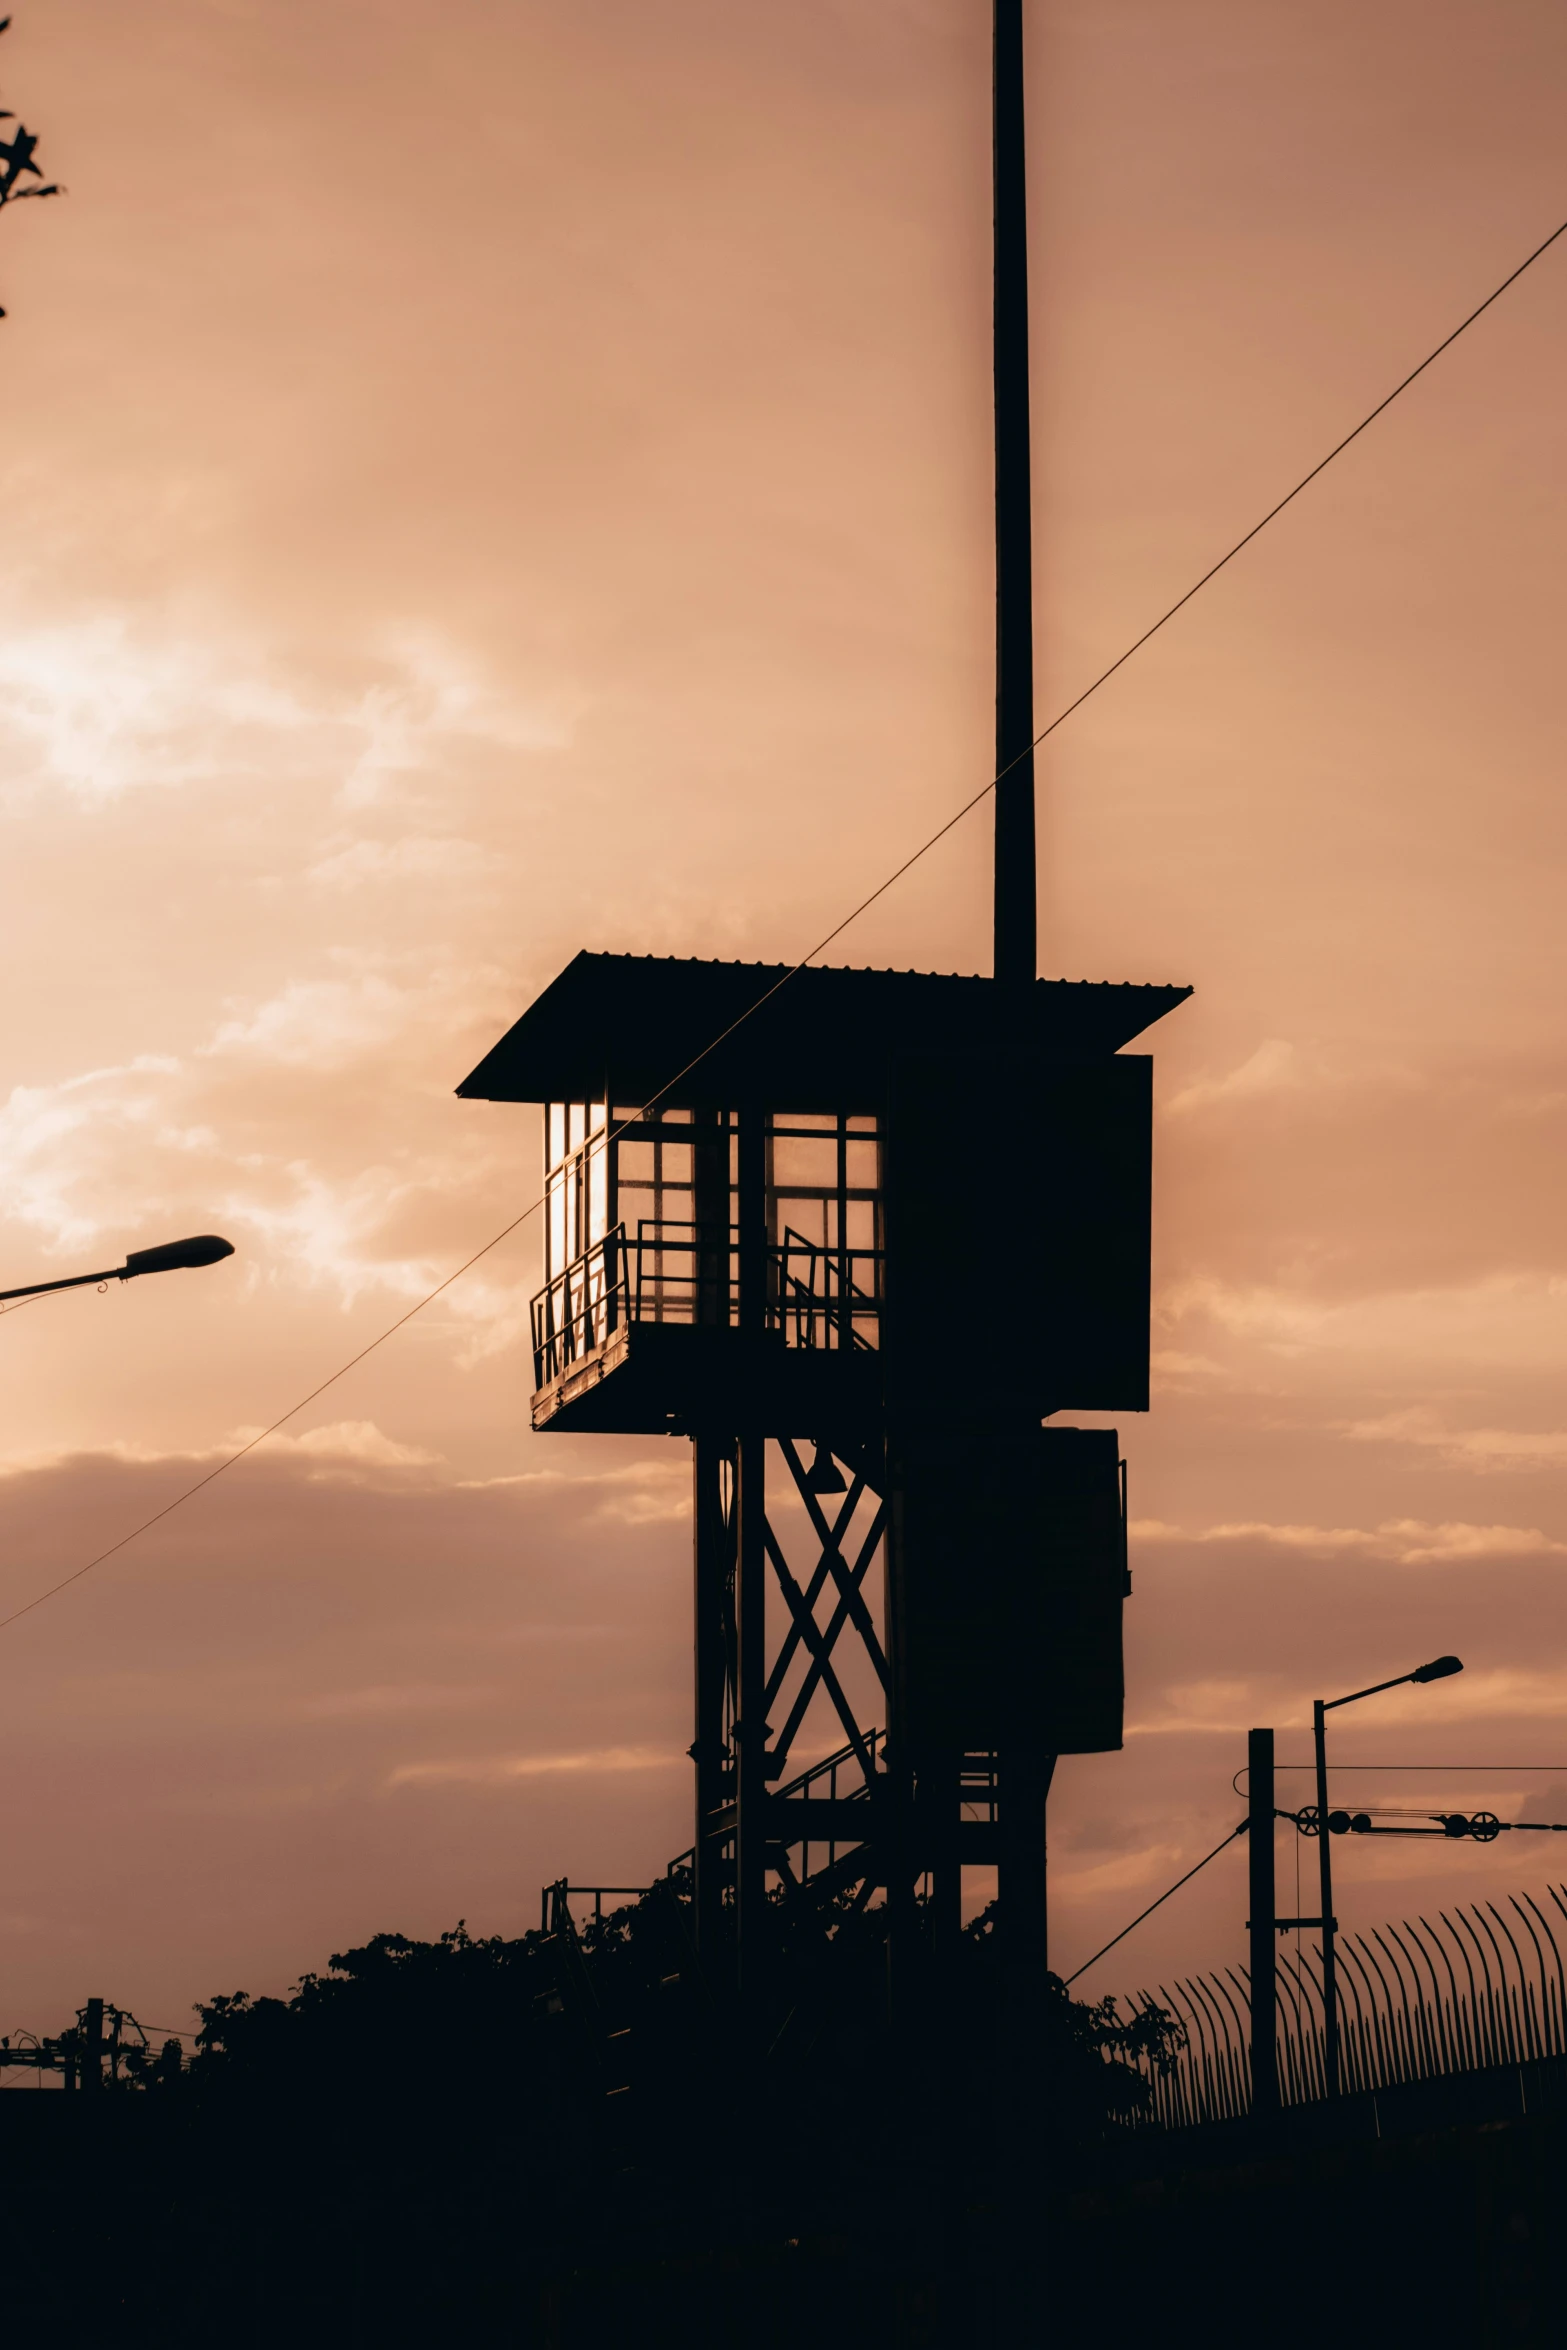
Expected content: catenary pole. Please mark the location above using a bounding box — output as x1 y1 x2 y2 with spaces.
1248 1728 1278 2114
990 1 1054 1982
1313 1699 1338 2095
992 0 1036 989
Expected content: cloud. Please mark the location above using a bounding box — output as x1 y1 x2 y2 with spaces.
1165 1037 1310 1118
0 1041 484 1312
1136 1517 1567 1565
386 1745 674 1789
0 1419 439 1481
462 1460 691 1525
0 617 314 803
0 616 563 807
1162 1272 1567 1378
1122 1666 1567 1741
1342 1407 1567 1474
229 1420 442 1470
202 970 413 1070
1049 1838 1201 1903
1124 1678 1262 1739
1149 1348 1226 1388
332 635 569 809
0 1058 186 1251
0 959 534 1321
305 835 496 890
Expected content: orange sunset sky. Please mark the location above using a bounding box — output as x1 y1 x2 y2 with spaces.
2 0 1567 2041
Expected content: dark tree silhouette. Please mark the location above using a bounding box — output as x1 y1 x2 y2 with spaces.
2 1890 1184 2343
0 15 63 318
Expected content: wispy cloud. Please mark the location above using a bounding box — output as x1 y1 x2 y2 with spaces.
0 618 564 807
1165 1037 1310 1118
462 1460 691 1525
0 1418 440 1480
228 1419 442 1470
0 1058 190 1251
1125 1667 1567 1736
201 968 414 1069
387 1745 674 1789
1132 1516 1567 1565
305 835 496 890
1342 1406 1567 1474
1163 1273 1567 1376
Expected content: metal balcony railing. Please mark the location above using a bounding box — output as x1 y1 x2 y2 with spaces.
772 1225 880 1356
530 1219 883 1392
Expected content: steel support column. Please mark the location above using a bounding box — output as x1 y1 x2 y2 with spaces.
998 1745 1054 1980
1314 1698 1339 2095
1247 1725 1278 2114
924 1744 962 1960
734 1429 769 2001
691 1434 734 1961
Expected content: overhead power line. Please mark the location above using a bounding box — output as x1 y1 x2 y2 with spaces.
1237 1764 1567 1783
2 207 1565 1639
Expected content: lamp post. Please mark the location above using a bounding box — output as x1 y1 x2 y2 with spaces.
0 1235 234 1306
1313 1653 1463 2095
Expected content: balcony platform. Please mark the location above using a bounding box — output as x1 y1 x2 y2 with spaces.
531 1318 884 1437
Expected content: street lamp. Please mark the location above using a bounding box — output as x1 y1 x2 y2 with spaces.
1313 1653 1463 2095
0 1235 235 1306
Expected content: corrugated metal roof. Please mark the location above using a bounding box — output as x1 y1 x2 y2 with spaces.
456 951 1191 1110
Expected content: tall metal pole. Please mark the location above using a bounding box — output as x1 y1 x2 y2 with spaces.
991 0 1049 2027
992 0 1037 990
1247 1728 1277 2115
1313 1700 1338 2095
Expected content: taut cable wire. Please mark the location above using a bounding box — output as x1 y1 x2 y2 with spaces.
1062 1823 1248 1985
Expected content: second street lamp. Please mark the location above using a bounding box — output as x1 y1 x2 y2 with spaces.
0 1235 235 1307
1313 1652 1463 2096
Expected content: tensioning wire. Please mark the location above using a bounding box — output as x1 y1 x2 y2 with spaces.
1062 1822 1248 1985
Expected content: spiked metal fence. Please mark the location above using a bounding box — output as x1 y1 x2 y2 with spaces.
1116 1883 1567 2129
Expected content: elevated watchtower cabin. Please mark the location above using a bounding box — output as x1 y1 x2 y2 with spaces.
458 950 1189 1981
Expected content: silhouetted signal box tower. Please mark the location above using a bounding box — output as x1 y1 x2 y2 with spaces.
458 953 1189 1981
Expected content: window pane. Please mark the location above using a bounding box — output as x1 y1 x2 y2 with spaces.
845 1198 877 1252
777 1199 828 1251
845 1139 879 1190
772 1137 837 1188
548 1104 566 1168
618 1139 656 1184
588 1140 608 1241
569 1102 586 1153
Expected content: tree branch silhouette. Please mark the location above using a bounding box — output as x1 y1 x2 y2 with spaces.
0 15 64 319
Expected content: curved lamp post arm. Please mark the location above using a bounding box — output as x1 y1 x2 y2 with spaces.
0 1235 234 1304
1324 1656 1464 1712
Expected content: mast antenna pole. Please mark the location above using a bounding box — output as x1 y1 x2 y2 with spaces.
992 0 1037 989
